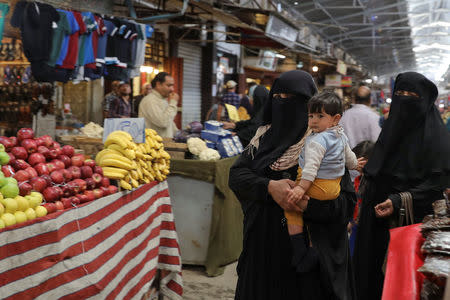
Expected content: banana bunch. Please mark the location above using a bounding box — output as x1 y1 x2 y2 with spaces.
96 130 171 190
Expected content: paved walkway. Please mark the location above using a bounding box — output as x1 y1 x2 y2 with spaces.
181 262 238 299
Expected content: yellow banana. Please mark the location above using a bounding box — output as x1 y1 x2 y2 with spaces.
160 150 170 160
154 135 163 142
103 170 126 180
150 149 158 158
108 131 133 141
130 178 139 188
136 165 144 180
130 170 139 180
107 144 136 160
105 136 129 149
124 174 131 182
147 161 153 170
95 149 120 164
100 153 133 165
142 168 151 177
162 168 170 175
143 177 150 184
101 158 133 170
102 167 129 176
120 180 132 190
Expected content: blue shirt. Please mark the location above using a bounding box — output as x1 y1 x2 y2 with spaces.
56 10 79 66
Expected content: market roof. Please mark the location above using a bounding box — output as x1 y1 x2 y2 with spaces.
281 0 449 81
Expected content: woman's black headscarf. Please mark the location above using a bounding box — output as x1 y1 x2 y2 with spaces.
252 85 269 116
252 70 317 172
364 72 450 182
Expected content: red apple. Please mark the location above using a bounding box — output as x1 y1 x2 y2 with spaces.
50 170 64 184
54 200 64 211
21 139 37 153
18 181 32 196
92 188 104 199
40 135 53 148
92 173 103 187
42 202 56 214
83 190 95 202
37 146 50 159
2 165 15 177
62 169 72 182
76 194 89 203
108 185 118 195
58 155 71 168
0 136 13 151
84 159 96 169
28 152 46 166
11 146 28 160
30 177 47 192
46 163 57 174
25 167 38 179
73 179 87 193
62 145 75 157
40 174 52 186
35 163 49 176
14 170 30 182
17 128 34 141
9 136 17 147
100 177 110 188
51 159 65 170
62 184 73 197
34 137 44 147
43 186 61 202
71 154 85 167
94 166 103 176
80 166 93 179
69 196 80 206
85 178 96 190
48 149 59 160
52 142 61 149
12 159 31 171
100 186 110 196
68 166 81 179
7 152 15 164
67 181 80 194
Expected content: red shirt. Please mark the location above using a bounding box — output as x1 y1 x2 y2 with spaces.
59 11 86 69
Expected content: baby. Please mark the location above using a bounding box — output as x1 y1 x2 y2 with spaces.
285 91 366 272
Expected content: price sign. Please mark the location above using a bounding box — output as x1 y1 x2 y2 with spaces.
103 118 145 143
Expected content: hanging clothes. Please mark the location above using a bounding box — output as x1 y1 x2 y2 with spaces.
55 10 80 66
0 3 10 43
47 10 70 67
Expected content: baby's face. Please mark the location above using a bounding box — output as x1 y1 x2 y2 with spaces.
308 109 337 133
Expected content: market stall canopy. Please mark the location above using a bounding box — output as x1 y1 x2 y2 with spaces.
280 0 449 80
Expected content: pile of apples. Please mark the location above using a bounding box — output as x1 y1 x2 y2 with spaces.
0 128 118 214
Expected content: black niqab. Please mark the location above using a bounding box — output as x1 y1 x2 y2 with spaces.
252 70 317 172
364 72 450 182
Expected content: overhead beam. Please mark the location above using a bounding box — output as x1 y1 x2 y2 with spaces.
329 17 410 40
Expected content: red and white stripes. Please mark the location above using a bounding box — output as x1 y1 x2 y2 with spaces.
0 181 183 300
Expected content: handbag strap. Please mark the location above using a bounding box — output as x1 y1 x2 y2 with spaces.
399 192 414 226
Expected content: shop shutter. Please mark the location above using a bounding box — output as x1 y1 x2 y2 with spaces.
179 42 202 129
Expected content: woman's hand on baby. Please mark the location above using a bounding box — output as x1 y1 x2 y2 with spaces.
287 186 305 204
356 157 368 172
268 179 302 213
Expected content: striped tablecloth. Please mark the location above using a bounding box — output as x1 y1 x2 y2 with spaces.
0 181 183 300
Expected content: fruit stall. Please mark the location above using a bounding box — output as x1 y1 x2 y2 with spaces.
0 128 182 299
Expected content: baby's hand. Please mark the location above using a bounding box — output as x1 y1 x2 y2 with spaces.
356 157 367 172
287 186 305 205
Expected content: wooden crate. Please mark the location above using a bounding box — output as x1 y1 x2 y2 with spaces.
162 138 187 160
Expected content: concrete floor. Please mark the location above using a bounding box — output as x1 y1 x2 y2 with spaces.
181 262 238 300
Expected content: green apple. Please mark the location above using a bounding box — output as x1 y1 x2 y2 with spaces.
30 192 43 202
0 152 10 166
0 183 19 199
1 213 16 226
0 144 5 152
25 207 36 220
34 206 47 218
0 202 4 215
0 218 5 229
4 198 18 213
15 196 29 211
14 211 27 224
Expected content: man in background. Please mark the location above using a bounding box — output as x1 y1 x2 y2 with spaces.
139 72 179 138
340 85 381 148
132 83 152 117
217 80 241 121
108 83 132 118
103 80 120 119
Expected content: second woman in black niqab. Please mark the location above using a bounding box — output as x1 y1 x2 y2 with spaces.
353 72 450 300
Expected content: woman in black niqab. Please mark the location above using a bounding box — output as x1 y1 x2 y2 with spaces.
354 72 450 300
229 70 357 300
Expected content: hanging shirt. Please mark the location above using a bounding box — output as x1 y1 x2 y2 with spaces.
105 17 120 65
97 18 111 65
60 11 86 69
77 12 97 66
0 3 10 43
47 11 70 67
10 1 59 62
55 10 79 66
130 23 146 78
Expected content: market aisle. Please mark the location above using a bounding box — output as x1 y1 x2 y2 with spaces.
181 262 238 299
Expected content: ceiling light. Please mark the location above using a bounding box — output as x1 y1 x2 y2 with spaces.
364 79 373 83
386 98 392 104
275 54 286 59
294 1 298 4
312 66 319 72
140 66 154 74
